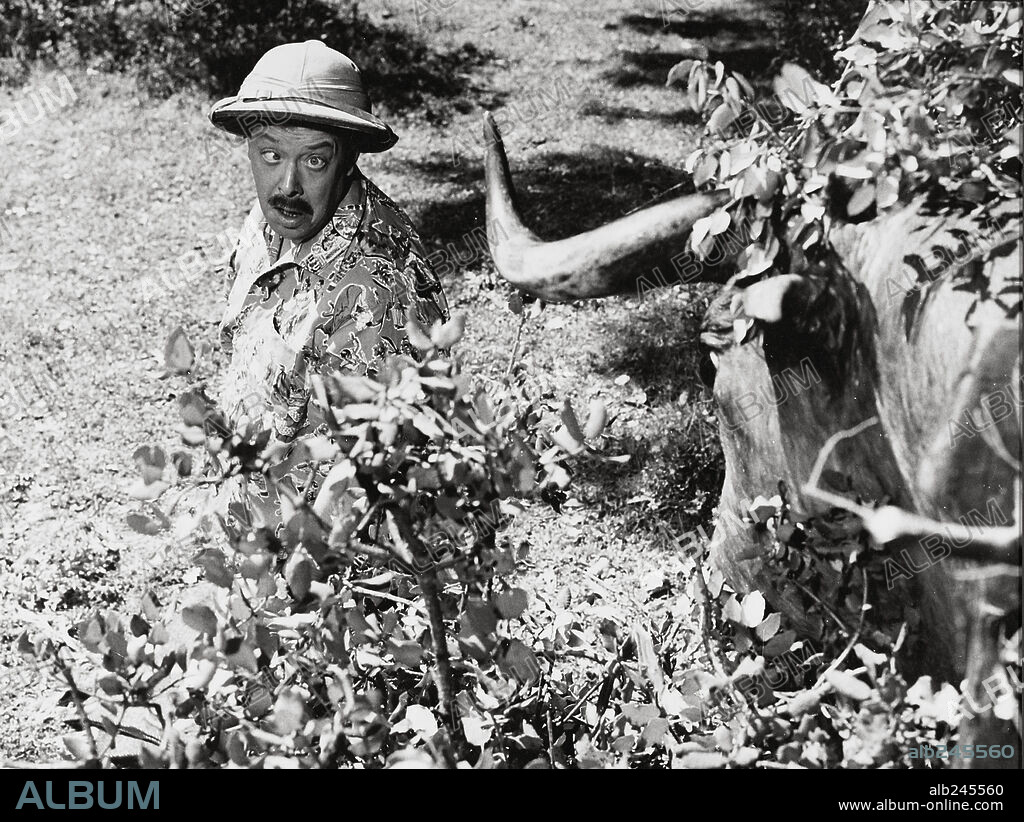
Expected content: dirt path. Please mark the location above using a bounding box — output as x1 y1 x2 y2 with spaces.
0 0 776 761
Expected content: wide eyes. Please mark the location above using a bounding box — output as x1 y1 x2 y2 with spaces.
257 149 329 170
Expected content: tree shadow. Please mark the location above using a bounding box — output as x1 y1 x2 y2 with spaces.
576 288 726 533
577 99 703 127
610 11 781 86
135 2 499 119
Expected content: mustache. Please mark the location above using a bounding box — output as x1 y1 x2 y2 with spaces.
268 195 312 215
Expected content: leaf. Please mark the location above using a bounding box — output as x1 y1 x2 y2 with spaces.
837 44 877 66
466 600 498 637
171 451 193 477
782 689 822 717
164 326 195 375
741 591 766 627
707 101 739 135
431 311 466 348
559 399 585 443
132 445 166 484
690 215 713 250
755 611 781 640
675 751 728 769
583 398 607 439
825 669 874 702
708 209 730 235
550 425 584 455
462 715 492 746
666 58 697 88
141 591 162 622
194 549 232 589
177 390 209 427
693 154 718 187
855 22 909 50
179 425 206 446
642 717 671 747
853 643 887 671
287 558 312 600
847 182 876 216
773 63 818 114
498 639 540 684
633 627 665 693
404 317 434 352
97 674 124 696
622 703 660 727
129 614 150 637
876 175 899 209
126 512 167 536
723 594 743 624
63 735 95 762
331 377 381 404
405 704 438 736
659 687 686 716
495 588 529 619
16 630 35 658
127 479 169 500
388 639 423 668
272 690 306 735
181 605 217 636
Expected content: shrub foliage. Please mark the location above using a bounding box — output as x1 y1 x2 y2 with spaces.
14 0 1023 769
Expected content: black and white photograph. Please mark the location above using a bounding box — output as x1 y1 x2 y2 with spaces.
0 0 1021 793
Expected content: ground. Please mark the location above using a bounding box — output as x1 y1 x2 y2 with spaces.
0 0 778 761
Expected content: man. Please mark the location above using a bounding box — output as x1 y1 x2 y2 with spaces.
207 40 449 528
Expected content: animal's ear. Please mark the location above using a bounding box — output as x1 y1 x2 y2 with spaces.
740 274 806 323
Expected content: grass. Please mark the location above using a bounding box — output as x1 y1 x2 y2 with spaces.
0 0 780 761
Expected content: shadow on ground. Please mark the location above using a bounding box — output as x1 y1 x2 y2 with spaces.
611 11 781 86
580 289 725 534
398 145 696 251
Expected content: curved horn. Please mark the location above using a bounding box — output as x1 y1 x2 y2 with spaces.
483 112 732 301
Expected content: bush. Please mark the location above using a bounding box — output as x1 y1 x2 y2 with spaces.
1 1 360 95
1 1 489 116
769 0 870 80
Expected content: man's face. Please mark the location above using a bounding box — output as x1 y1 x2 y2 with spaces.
247 123 357 243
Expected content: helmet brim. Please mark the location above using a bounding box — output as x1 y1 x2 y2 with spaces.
209 96 398 152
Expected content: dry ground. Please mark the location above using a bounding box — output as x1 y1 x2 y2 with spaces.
0 0 779 760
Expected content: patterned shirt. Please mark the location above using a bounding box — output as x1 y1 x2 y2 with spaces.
213 170 449 529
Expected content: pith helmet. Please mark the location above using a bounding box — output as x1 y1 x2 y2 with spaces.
209 40 397 152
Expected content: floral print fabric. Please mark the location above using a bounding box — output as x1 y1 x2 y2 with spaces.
211 170 449 530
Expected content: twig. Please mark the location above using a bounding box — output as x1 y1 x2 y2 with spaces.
692 557 730 683
349 585 427 614
52 647 98 762
418 570 455 724
503 310 528 383
802 417 1019 563
813 568 868 690
785 576 853 637
562 657 621 725
802 416 881 519
546 705 557 769
860 506 1019 563
387 507 456 724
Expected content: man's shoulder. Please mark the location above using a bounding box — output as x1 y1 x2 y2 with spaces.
359 175 423 245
